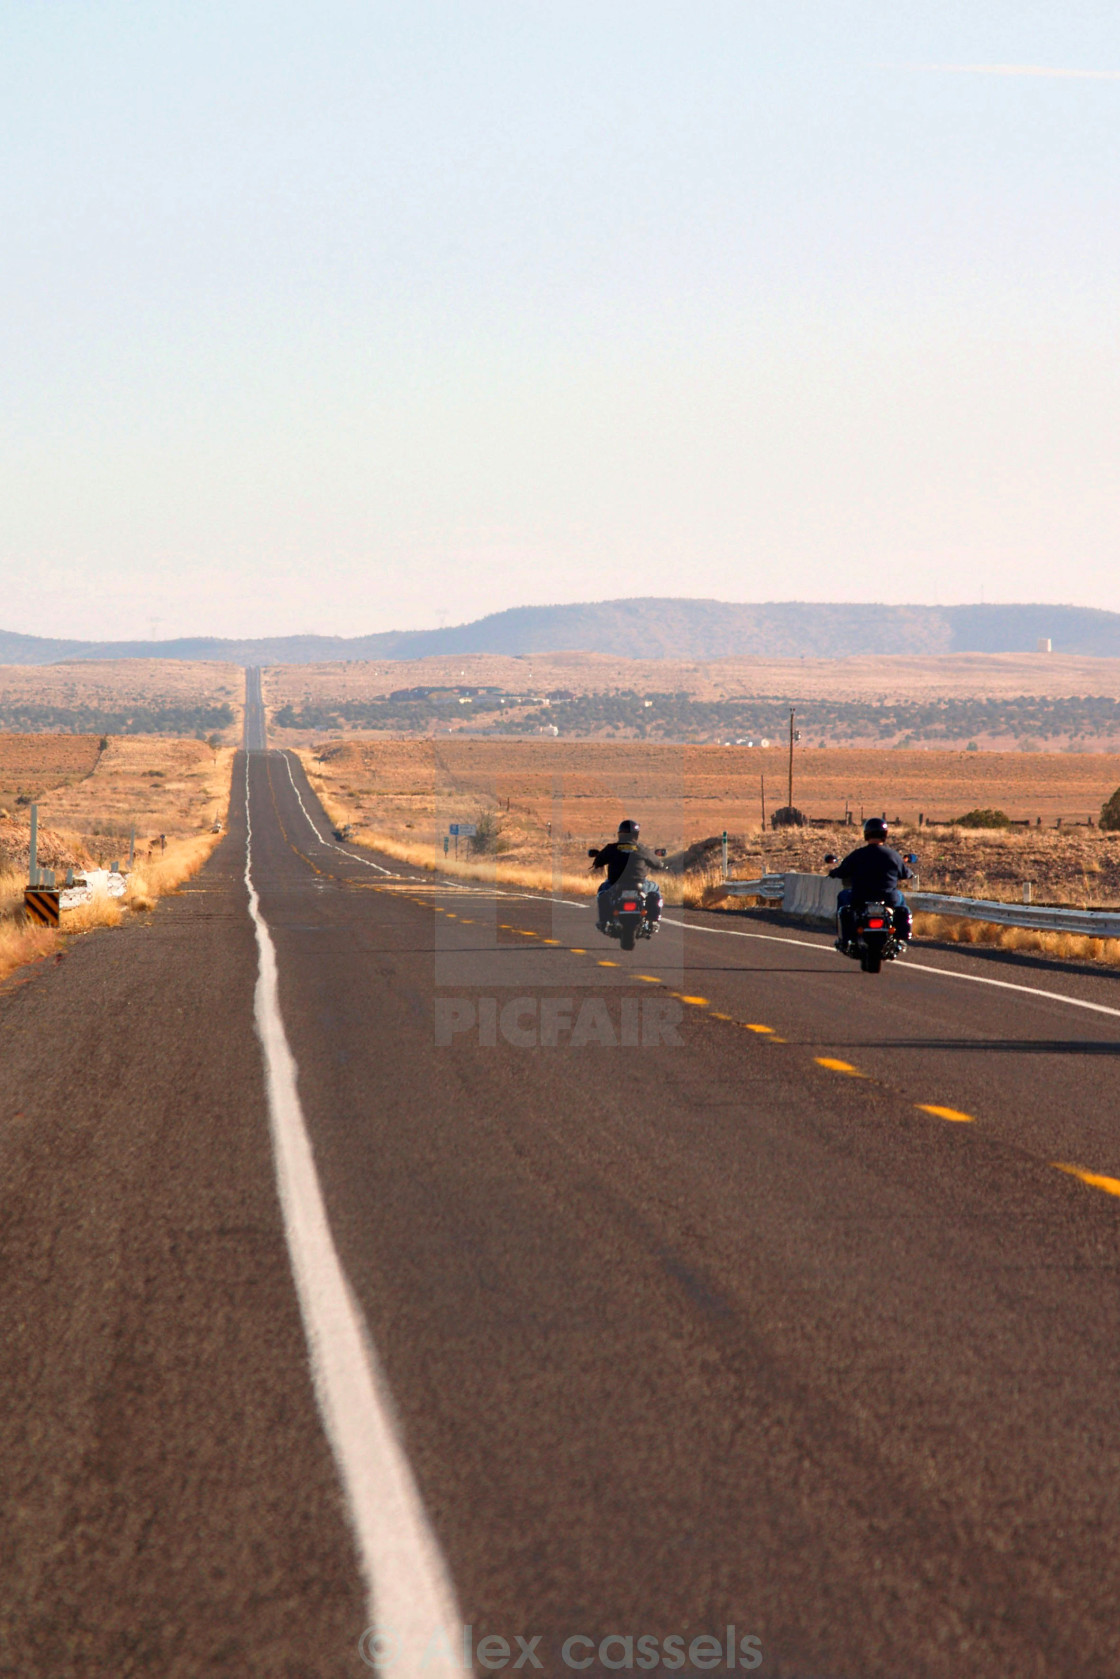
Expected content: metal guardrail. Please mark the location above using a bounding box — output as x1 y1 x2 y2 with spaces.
908 892 1120 939
715 875 786 900
708 873 1120 939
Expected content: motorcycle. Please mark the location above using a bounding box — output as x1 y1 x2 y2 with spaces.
589 849 666 952
824 853 917 974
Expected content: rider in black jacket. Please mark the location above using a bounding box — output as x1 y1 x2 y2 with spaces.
589 821 664 931
829 818 913 950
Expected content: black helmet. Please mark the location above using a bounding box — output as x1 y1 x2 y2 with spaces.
863 817 888 841
618 819 640 840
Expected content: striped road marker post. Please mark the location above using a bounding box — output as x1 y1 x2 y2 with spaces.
24 888 61 927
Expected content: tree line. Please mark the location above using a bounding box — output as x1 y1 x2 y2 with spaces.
0 703 236 736
273 691 1120 744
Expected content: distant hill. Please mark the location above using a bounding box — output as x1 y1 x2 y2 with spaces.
4 600 1120 665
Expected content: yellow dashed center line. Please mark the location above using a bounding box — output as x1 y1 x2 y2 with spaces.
348 894 1120 1192
814 1057 864 1077
1053 1163 1120 1198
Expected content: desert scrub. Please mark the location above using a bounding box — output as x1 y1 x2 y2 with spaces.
914 911 1120 969
467 809 510 855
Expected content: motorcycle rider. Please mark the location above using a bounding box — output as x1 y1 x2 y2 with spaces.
589 820 665 932
828 818 913 953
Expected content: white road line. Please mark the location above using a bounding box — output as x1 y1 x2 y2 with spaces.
281 753 395 873
281 752 585 901
245 761 460 1675
275 757 1120 1024
658 917 1120 1021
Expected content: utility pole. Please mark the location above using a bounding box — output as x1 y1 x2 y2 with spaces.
760 773 766 832
787 708 798 810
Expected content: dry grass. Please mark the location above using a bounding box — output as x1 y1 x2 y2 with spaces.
913 911 1120 968
0 918 58 986
311 777 711 905
60 897 124 932
300 737 1120 923
36 739 236 851
303 744 1120 965
310 777 602 900
125 831 226 911
347 824 602 898
0 741 234 986
299 736 1120 849
0 864 62 982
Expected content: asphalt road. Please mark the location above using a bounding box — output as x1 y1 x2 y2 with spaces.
3 730 1120 1677
244 667 268 751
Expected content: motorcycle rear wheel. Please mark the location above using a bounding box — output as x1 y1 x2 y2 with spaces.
860 950 882 973
619 926 637 952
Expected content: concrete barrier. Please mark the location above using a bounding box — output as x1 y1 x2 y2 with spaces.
80 869 128 900
781 873 842 922
701 872 838 920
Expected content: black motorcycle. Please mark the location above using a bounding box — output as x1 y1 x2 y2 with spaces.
824 853 916 974
589 851 665 952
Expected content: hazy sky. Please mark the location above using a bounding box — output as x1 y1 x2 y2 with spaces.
3 2 1119 639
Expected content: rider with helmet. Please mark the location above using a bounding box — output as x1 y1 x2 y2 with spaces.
588 820 665 932
828 818 913 953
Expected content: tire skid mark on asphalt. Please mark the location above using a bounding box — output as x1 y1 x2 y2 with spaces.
246 760 462 1676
